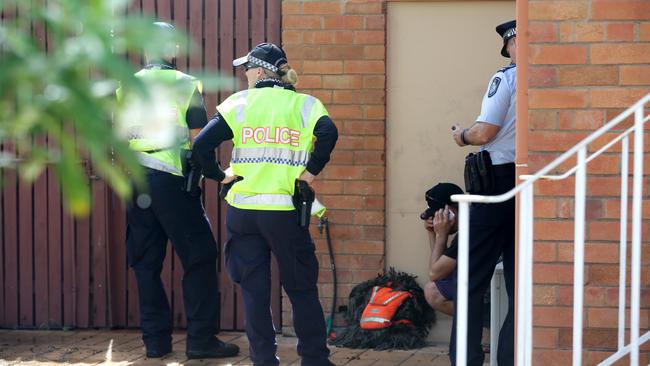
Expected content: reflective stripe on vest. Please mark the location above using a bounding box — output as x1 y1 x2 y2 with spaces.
300 95 316 128
136 152 182 175
360 317 390 325
381 291 409 305
230 193 293 207
235 91 249 123
312 198 326 217
218 90 249 124
229 193 326 217
127 125 190 152
231 147 309 167
369 286 380 301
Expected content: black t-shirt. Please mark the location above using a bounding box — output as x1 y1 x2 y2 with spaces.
186 88 209 129
443 235 458 260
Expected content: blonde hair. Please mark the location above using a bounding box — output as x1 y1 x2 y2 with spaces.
263 63 298 86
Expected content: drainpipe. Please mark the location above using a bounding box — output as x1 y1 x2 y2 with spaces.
514 0 530 362
516 0 529 173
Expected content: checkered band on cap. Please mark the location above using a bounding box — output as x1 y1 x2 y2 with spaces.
247 55 286 73
503 27 516 41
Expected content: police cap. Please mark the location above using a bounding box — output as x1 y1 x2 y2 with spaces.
496 20 516 58
148 22 178 61
420 183 464 220
233 43 288 75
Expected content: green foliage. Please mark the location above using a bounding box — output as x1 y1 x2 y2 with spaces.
0 0 202 216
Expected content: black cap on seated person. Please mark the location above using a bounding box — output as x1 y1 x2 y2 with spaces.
233 43 288 75
496 20 516 58
420 183 464 220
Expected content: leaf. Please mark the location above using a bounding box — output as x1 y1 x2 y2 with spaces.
55 133 90 216
0 0 228 215
19 146 48 182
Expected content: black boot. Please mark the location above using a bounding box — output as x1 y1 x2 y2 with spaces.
145 344 172 358
186 337 240 359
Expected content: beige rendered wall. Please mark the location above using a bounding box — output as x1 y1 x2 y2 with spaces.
386 1 515 342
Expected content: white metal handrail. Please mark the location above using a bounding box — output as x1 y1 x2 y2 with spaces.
451 92 650 366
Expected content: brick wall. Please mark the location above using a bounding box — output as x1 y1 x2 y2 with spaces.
281 0 386 330
528 0 650 364
279 0 649 359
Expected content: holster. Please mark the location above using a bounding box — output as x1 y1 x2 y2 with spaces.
219 176 243 200
292 180 315 227
464 150 495 195
181 150 203 197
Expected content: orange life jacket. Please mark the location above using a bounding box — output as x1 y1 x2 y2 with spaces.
360 286 413 330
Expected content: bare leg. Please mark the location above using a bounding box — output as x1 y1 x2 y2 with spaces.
424 281 454 316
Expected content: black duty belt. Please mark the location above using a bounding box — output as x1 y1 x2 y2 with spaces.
493 163 515 177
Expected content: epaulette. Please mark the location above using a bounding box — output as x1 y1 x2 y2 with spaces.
499 64 516 73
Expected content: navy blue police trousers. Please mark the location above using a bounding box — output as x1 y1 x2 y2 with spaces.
126 169 220 350
449 163 516 366
225 206 330 366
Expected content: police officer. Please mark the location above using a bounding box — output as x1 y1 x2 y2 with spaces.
192 43 338 366
116 22 239 359
449 20 517 366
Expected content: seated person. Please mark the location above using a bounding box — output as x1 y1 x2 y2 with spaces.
420 183 463 316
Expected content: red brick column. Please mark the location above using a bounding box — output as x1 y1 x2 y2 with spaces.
528 0 650 363
281 0 386 330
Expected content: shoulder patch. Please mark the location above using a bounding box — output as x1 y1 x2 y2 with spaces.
499 64 516 73
488 77 501 98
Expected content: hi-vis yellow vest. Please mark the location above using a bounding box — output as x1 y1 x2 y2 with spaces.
217 87 327 214
116 67 201 176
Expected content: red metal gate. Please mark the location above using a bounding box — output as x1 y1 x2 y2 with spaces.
0 0 282 331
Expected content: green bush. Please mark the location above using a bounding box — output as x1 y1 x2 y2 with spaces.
0 0 211 216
